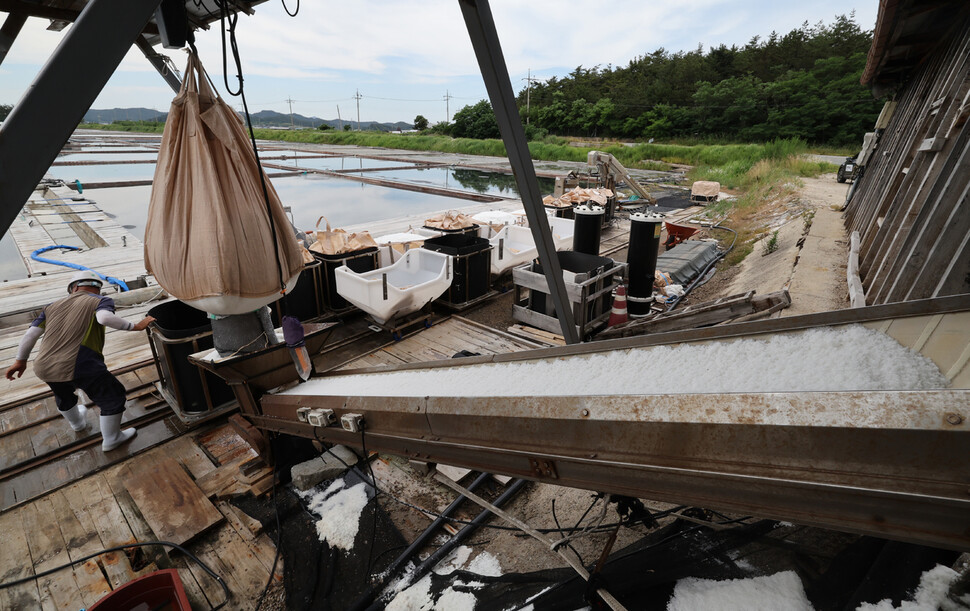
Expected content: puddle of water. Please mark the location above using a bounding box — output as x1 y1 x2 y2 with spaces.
0 233 27 282
83 185 152 240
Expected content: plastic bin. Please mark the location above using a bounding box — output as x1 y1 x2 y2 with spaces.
147 300 236 419
269 259 324 324
512 251 624 339
421 223 480 237
316 247 380 311
422 233 492 306
544 204 575 219
88 569 191 610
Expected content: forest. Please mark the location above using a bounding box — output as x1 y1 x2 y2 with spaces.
502 14 881 145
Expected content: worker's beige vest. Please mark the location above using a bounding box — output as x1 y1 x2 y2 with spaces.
33 292 101 383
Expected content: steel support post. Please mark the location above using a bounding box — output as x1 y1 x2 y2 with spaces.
0 0 161 236
0 12 27 67
457 0 580 344
135 34 182 94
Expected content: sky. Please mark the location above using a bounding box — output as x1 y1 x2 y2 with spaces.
0 1 879 125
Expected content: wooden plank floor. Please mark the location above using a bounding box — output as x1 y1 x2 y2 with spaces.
337 316 544 370
0 425 281 611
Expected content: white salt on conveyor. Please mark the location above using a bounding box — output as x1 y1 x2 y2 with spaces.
282 325 949 398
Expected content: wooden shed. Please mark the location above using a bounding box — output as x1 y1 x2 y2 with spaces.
844 0 970 304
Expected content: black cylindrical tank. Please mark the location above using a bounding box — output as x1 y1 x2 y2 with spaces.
627 212 665 316
572 205 605 255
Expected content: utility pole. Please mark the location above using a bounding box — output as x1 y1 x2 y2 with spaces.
286 96 295 129
522 69 540 125
354 89 362 131
443 89 453 123
336 104 342 131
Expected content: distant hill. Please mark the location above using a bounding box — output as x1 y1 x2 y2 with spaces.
84 107 412 131
83 107 167 123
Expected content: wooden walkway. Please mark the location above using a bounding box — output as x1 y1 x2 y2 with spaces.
0 424 280 610
0 315 548 609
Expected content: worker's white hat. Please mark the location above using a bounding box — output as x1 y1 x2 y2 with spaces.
67 270 103 293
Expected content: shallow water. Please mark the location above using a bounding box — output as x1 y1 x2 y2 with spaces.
51 163 157 184
6 139 552 281
55 152 158 162
272 156 405 171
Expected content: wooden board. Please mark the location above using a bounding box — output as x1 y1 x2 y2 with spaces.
126 458 224 546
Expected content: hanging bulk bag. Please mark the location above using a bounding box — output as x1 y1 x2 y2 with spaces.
144 53 302 315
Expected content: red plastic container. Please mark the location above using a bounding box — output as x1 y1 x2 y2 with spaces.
88 569 192 611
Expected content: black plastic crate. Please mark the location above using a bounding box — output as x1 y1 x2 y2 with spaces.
269 259 324 324
422 233 492 305
147 300 235 416
529 251 617 317
315 247 379 311
421 223 479 236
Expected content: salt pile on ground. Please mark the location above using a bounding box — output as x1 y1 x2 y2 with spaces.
384 546 503 611
667 570 813 610
285 325 948 398
856 564 965 610
301 478 369 551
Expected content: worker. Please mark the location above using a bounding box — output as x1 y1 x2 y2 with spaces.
4 271 155 451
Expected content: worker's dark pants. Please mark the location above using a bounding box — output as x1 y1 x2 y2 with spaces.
47 349 126 416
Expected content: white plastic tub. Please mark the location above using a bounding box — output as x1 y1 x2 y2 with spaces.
334 248 452 324
489 225 538 275
373 231 429 267
488 218 576 276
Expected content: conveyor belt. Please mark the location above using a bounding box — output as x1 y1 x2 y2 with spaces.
254 294 970 551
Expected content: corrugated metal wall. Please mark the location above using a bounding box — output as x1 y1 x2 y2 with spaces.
844 17 970 304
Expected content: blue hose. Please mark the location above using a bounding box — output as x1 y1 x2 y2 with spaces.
30 245 129 291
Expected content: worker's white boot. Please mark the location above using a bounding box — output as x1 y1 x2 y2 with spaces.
100 414 136 451
60 404 89 432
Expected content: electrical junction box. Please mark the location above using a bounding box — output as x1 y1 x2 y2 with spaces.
307 408 336 427
341 413 365 433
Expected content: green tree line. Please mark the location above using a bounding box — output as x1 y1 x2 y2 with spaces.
510 14 880 145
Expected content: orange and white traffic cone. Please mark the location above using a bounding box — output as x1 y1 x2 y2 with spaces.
608 285 629 326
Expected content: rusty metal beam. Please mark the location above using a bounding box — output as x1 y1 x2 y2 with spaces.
255 388 970 551
242 295 970 551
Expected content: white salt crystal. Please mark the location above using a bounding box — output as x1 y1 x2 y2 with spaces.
434 587 477 610
467 551 503 577
856 564 962 611
284 325 948 399
667 570 813 611
307 481 369 551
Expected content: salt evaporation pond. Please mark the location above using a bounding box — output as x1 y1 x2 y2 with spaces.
285 325 950 397
274 156 405 171
80 174 505 241
55 163 158 184
56 152 158 162
368 166 555 198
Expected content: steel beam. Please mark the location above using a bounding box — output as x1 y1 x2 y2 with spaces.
134 34 182 94
457 0 580 344
0 0 161 237
254 388 970 551
0 12 26 67
242 295 970 550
